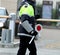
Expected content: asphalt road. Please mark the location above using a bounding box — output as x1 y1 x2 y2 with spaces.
39 28 60 49
0 28 60 55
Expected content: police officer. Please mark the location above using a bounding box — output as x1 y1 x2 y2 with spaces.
17 0 38 55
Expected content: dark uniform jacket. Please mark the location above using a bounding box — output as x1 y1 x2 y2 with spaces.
17 1 37 37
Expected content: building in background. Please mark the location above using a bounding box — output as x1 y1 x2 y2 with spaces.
42 1 53 19
37 0 60 8
0 0 1 6
0 0 17 13
0 0 60 13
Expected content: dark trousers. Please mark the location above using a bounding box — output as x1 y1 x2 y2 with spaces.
17 36 37 55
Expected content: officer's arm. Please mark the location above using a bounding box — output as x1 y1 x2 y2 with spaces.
20 15 33 32
21 15 37 36
21 20 33 33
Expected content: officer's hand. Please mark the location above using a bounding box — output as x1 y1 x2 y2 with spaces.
30 30 38 36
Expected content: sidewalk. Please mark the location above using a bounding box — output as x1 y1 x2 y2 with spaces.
0 38 20 48
0 40 60 55
0 38 60 55
0 28 60 55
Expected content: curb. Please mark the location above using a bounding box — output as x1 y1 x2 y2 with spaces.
0 41 19 48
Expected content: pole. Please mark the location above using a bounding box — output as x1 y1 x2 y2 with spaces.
9 20 15 43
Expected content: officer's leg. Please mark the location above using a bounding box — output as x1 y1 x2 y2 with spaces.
28 40 37 55
17 39 27 55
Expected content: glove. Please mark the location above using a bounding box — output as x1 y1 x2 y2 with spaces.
30 30 38 36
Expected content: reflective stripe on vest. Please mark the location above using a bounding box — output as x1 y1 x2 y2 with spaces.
17 33 32 37
19 3 34 17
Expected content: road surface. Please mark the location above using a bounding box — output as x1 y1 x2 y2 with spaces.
0 28 60 55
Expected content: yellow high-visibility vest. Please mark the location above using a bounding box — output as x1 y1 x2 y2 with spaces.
19 3 34 17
